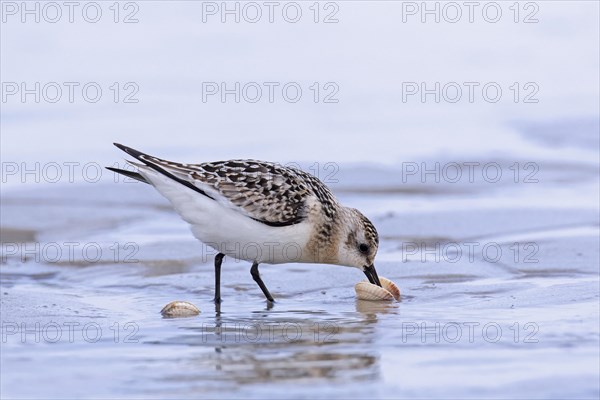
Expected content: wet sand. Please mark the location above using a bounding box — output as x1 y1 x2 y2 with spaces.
1 159 599 399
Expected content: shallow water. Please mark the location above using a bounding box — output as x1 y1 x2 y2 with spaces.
1 157 598 399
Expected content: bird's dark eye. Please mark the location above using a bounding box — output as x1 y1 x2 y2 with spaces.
359 243 370 254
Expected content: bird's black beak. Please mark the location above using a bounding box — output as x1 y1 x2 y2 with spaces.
363 264 382 287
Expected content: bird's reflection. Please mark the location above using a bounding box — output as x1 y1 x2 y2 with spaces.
157 299 400 386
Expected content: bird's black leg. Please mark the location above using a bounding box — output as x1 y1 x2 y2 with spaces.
250 262 274 302
214 253 225 304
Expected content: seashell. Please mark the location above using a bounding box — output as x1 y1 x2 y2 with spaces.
355 281 394 301
160 301 200 318
380 277 401 301
354 276 400 301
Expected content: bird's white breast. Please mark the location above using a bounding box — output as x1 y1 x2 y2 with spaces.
140 167 313 264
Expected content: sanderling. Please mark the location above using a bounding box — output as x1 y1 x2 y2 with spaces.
108 143 381 303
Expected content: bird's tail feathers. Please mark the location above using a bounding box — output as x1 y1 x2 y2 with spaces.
110 142 212 199
105 166 149 184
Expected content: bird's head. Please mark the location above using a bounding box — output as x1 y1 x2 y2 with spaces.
336 208 382 286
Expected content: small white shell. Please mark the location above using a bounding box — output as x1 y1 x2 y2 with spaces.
160 301 200 318
355 276 400 301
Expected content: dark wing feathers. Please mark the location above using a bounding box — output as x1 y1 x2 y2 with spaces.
111 143 337 227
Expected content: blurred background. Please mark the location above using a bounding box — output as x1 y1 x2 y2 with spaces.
1 1 599 399
2 1 598 167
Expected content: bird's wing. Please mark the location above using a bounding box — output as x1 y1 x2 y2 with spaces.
113 143 322 226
